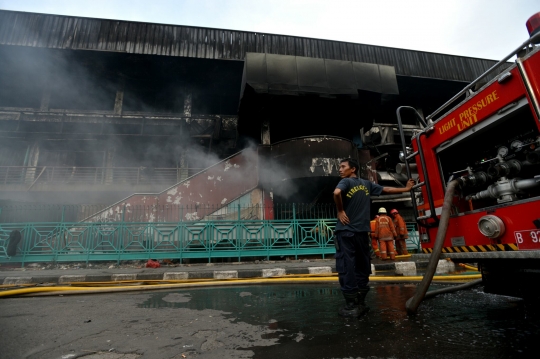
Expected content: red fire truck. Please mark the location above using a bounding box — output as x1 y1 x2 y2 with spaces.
398 12 540 302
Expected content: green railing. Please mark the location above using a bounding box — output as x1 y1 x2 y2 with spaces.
0 219 337 264
0 203 420 265
406 223 421 253
0 221 420 265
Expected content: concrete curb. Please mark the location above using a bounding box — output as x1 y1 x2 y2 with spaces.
0 262 440 285
0 260 462 285
3 277 33 285
2 266 337 284
58 275 86 284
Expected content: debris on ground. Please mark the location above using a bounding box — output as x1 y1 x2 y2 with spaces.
0 256 335 271
145 259 161 268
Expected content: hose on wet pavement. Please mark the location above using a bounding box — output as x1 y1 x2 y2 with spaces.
423 278 483 299
405 180 467 315
458 263 479 271
0 272 481 298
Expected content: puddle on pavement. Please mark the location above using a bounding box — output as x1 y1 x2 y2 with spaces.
139 283 539 358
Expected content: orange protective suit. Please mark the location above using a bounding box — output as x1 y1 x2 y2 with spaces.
372 215 397 260
369 219 380 258
392 213 409 255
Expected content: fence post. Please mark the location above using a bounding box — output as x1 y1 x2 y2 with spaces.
292 203 298 260
118 204 126 264
236 203 242 260
61 205 65 223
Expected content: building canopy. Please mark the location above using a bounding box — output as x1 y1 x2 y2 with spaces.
241 53 399 98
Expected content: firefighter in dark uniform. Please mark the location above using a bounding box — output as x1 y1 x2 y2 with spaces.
333 158 414 318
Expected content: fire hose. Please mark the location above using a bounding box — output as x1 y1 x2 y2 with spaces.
404 180 481 314
0 272 481 298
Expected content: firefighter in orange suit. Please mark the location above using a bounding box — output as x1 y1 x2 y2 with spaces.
372 208 397 260
369 216 381 258
390 209 409 255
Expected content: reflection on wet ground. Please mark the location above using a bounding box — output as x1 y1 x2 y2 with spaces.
140 283 540 358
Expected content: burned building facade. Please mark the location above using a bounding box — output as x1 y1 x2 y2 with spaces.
0 10 503 220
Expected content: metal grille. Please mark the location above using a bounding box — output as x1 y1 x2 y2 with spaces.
0 204 420 263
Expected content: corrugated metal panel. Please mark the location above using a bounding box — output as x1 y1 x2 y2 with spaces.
0 10 503 82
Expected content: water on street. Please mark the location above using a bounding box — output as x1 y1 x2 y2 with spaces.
140 283 539 358
1 283 539 358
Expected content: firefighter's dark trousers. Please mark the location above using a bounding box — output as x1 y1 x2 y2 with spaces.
335 231 371 295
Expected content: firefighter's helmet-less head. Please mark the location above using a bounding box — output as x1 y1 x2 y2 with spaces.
390 209 399 215
378 207 387 214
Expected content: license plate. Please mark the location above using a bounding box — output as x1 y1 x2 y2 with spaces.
514 229 540 250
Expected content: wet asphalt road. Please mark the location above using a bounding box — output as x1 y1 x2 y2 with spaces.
0 283 538 359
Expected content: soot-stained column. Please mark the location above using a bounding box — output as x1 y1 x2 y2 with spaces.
184 93 192 118
261 119 271 145
39 88 51 112
114 92 124 115
24 141 40 184
104 146 115 185
178 151 189 182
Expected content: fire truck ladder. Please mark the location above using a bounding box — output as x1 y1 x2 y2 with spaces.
396 106 439 227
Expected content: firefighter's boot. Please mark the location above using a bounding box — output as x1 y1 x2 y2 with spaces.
357 287 370 317
398 240 409 255
338 292 359 318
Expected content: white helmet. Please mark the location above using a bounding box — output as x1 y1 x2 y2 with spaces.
378 207 387 214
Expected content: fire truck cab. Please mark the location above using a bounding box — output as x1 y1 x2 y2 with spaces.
398 13 540 300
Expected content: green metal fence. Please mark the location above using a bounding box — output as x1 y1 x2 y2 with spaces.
0 219 336 264
405 223 421 253
0 204 420 265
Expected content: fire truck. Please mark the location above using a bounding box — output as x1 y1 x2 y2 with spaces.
398 12 540 302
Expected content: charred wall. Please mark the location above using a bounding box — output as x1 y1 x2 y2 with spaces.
0 10 493 210
0 45 243 204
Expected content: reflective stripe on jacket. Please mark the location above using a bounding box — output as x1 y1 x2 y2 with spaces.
373 215 397 241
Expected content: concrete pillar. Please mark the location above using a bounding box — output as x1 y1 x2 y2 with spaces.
183 93 192 117
178 151 189 182
104 146 115 185
114 78 125 115
40 89 51 112
261 119 271 145
114 90 124 115
24 141 40 184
